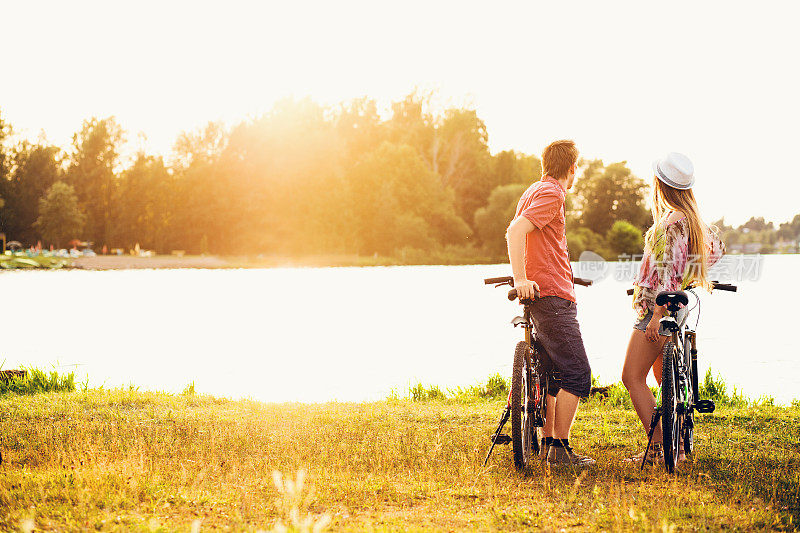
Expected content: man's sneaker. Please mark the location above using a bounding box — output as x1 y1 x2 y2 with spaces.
546 444 596 465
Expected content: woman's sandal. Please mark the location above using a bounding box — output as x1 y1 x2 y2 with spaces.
622 443 664 465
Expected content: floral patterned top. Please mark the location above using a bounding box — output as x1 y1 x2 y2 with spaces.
632 214 726 319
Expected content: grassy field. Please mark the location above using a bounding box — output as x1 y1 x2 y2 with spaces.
0 379 798 531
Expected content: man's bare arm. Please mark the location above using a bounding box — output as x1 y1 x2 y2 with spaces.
506 216 539 299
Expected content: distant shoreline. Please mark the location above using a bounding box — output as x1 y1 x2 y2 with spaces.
73 255 229 270
72 253 505 270
61 251 797 271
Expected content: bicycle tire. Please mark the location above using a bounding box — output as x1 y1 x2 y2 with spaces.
682 335 694 455
511 340 534 470
661 341 680 473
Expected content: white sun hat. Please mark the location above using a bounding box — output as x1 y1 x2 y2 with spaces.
652 152 695 190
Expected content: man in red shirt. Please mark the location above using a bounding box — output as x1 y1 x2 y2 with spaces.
505 139 594 466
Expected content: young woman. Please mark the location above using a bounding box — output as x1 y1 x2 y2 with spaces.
621 152 725 465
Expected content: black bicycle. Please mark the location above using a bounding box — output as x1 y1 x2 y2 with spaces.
483 275 593 469
626 281 737 472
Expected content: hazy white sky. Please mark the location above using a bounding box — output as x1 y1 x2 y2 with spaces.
2 0 798 225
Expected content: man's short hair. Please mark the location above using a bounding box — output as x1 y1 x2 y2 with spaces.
542 140 578 180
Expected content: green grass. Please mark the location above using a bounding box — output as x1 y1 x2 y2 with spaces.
404 373 510 403
0 253 70 269
0 376 798 531
0 367 75 396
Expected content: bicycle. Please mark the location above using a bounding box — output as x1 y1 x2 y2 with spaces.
482 275 593 470
626 281 737 472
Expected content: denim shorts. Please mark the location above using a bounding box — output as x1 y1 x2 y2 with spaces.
529 296 592 398
633 306 689 336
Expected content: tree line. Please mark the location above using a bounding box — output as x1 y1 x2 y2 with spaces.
1 94 797 260
711 215 800 254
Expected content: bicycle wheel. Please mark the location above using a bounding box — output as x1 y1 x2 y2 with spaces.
511 340 535 470
682 335 694 456
661 341 680 473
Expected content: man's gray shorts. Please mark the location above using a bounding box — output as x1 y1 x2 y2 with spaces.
529 296 592 398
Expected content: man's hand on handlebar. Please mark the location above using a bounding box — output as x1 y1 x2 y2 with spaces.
514 279 540 300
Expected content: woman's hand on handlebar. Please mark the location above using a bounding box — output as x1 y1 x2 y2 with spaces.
514 279 540 300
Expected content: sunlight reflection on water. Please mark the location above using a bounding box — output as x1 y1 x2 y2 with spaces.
1 255 796 404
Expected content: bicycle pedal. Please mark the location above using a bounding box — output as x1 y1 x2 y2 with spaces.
695 399 716 413
491 433 511 445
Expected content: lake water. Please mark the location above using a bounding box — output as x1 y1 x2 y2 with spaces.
1 255 797 404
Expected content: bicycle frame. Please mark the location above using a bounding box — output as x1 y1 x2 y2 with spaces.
514 302 545 426
645 286 726 471
482 275 593 468
658 292 699 417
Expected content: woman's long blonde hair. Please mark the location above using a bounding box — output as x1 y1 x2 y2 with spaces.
646 177 713 291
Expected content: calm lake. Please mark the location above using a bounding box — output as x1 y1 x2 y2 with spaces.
2 255 797 404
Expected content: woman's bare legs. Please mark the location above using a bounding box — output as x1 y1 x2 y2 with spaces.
622 329 668 444
652 353 663 384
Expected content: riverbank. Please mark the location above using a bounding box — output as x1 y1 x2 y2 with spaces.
72 251 502 270
60 249 800 271
1 384 797 531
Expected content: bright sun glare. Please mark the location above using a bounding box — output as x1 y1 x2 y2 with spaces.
2 0 799 225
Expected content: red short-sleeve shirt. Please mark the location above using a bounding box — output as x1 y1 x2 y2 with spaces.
515 176 575 303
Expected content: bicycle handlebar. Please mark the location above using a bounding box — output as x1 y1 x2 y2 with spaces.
484 275 593 287
485 274 590 301
484 276 514 286
625 281 738 296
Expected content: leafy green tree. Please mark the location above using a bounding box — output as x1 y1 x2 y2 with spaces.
387 93 495 226
167 120 230 254
572 160 650 234
433 108 492 222
473 183 528 257
0 111 11 222
790 214 800 235
1 142 62 244
741 216 772 232
34 182 86 248
66 117 124 246
109 153 174 252
567 227 609 260
387 90 436 162
217 98 346 254
777 222 794 241
605 220 644 258
334 97 386 161
777 214 800 242
491 150 542 187
344 142 470 255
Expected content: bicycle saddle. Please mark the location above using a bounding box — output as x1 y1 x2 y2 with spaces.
655 290 689 311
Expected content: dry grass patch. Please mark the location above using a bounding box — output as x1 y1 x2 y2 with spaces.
0 388 798 531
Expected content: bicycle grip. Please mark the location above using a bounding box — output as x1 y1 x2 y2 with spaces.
573 277 593 287
508 288 541 301
626 288 634 296
713 282 737 292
